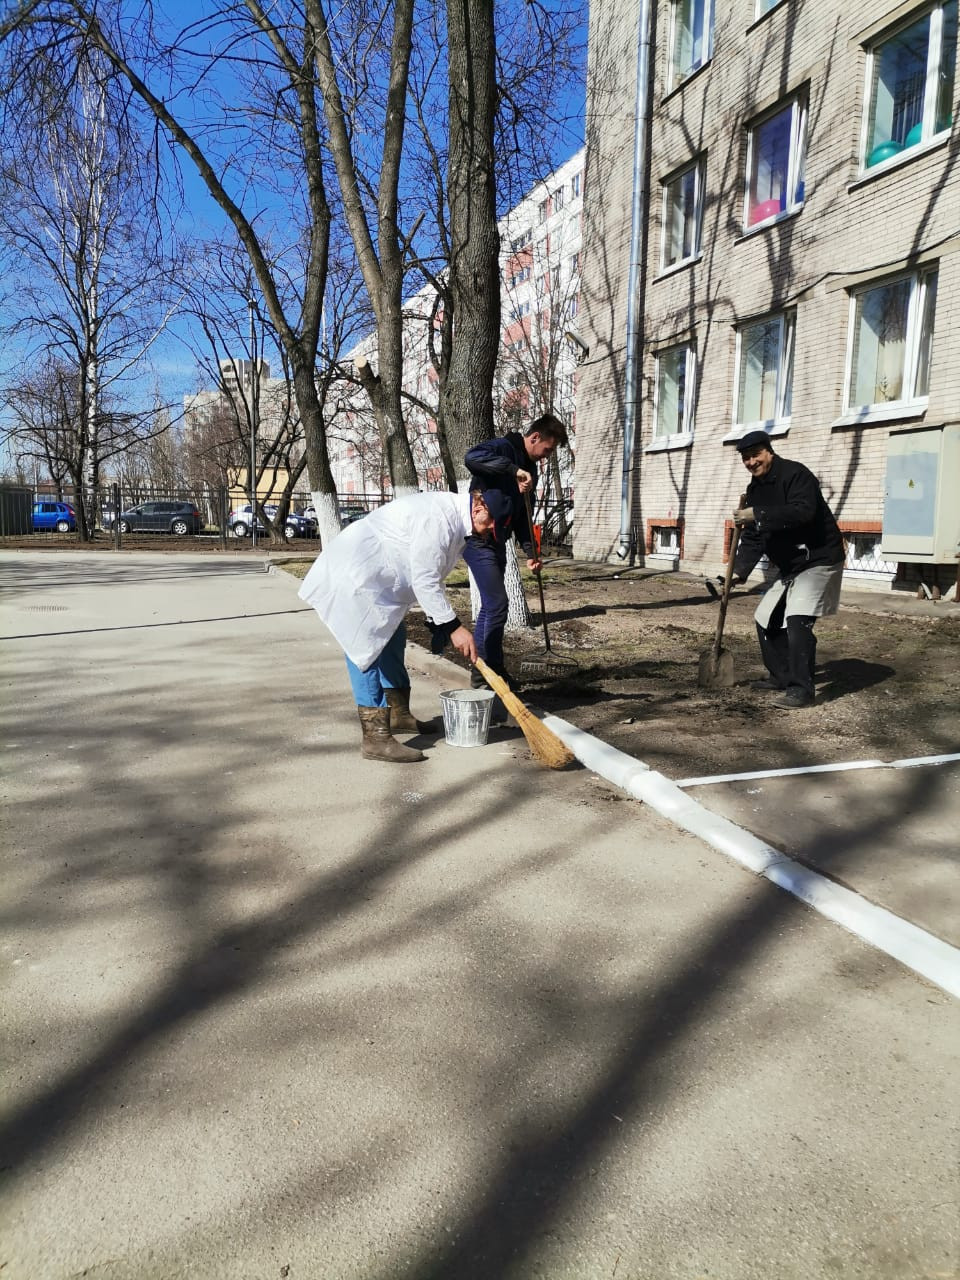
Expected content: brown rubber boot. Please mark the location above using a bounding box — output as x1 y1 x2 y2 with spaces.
385 688 440 735
358 706 425 763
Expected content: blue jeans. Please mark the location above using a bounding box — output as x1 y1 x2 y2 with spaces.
462 535 509 672
345 624 410 707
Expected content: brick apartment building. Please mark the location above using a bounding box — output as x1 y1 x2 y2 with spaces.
339 150 585 506
575 0 959 590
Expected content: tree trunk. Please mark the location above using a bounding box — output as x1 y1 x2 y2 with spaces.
442 0 500 487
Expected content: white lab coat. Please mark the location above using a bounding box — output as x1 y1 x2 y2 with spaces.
298 491 472 669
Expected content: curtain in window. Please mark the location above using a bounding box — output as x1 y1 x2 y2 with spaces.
937 2 958 131
868 14 929 154
656 347 687 437
850 279 910 405
738 320 780 422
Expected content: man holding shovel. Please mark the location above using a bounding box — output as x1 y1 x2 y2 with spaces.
462 413 569 715
298 488 513 763
731 431 844 709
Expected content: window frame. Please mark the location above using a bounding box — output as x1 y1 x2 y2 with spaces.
756 0 786 17
660 156 705 272
650 341 697 449
860 1 957 174
743 94 807 231
669 0 715 89
731 310 796 432
840 265 938 422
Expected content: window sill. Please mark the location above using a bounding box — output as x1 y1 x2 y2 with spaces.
661 57 712 105
832 402 927 428
736 203 803 240
849 130 951 190
655 253 702 281
722 423 791 444
746 1 786 33
645 432 694 452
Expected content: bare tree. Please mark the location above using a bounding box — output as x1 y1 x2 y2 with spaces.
0 40 180 536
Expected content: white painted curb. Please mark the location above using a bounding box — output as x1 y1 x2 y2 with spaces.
543 713 960 1001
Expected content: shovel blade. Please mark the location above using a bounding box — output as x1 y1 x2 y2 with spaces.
698 646 735 689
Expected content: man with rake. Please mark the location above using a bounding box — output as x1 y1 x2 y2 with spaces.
462 413 569 717
298 487 514 763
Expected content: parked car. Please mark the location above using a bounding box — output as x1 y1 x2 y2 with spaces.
115 501 203 535
32 501 77 533
229 504 317 539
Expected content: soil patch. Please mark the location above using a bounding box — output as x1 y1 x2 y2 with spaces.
297 559 959 782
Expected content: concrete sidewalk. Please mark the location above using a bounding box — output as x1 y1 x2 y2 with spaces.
1 552 957 1280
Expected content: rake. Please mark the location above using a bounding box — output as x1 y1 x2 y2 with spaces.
518 490 580 681
474 657 575 770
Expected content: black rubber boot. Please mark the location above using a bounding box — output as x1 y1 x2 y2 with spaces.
358 706 425 762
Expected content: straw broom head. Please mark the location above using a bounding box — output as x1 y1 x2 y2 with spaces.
474 657 575 770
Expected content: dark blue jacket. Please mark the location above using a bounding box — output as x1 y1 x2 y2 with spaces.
734 455 844 580
464 431 537 555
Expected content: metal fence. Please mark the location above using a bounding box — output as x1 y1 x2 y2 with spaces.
1 485 573 553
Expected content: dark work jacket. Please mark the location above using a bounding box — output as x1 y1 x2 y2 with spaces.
733 455 844 580
464 431 537 555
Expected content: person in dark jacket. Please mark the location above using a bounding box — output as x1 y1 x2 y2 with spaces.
731 430 844 709
463 414 569 710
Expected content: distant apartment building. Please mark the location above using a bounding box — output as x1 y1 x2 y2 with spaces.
183 357 306 503
340 148 585 505
576 0 959 589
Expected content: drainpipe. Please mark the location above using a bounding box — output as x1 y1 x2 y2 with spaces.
617 0 655 559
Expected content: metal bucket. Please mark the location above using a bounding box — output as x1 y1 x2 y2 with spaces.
439 688 495 747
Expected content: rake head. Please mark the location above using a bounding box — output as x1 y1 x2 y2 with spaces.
519 648 580 680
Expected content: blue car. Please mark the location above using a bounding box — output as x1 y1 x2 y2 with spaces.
32 501 77 532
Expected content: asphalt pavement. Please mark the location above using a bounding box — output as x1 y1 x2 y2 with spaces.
1 551 957 1280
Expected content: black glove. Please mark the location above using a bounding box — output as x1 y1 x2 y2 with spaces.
426 616 461 655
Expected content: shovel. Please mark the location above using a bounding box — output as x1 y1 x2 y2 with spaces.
698 525 741 689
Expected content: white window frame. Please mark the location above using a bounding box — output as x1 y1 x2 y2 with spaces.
731 311 795 432
860 2 957 174
756 0 786 17
571 172 582 198
552 186 565 211
660 157 705 271
669 0 714 89
650 342 697 449
839 266 937 423
743 95 807 231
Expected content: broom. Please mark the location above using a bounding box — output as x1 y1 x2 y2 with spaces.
474 657 575 770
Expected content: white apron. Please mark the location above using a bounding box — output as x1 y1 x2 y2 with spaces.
754 562 844 629
298 491 472 669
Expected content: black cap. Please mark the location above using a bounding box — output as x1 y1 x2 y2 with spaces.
735 429 774 453
472 487 514 541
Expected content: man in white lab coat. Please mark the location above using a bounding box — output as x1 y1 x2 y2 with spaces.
299 487 514 762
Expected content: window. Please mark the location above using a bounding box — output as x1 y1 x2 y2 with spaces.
538 200 548 223
566 296 580 319
863 2 957 169
653 526 679 555
735 311 794 427
571 172 582 198
552 186 565 211
662 158 704 268
757 0 785 15
745 96 806 228
671 0 714 86
845 267 937 413
569 252 580 275
654 344 696 439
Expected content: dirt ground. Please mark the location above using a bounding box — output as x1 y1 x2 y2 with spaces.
395 560 960 782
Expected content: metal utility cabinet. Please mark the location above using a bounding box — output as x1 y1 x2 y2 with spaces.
881 424 960 563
